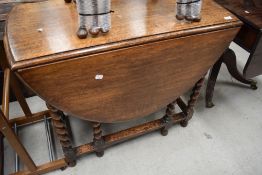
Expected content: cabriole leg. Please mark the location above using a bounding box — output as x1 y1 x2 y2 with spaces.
181 75 205 127
92 122 105 157
47 104 76 167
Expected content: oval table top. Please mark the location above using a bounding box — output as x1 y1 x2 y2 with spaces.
4 0 240 70
3 0 242 122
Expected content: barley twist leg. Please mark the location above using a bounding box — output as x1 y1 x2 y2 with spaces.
161 100 176 136
47 104 76 167
181 75 205 127
92 122 105 157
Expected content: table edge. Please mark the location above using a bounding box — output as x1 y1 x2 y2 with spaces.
4 20 242 71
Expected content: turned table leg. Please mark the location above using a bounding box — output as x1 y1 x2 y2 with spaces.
206 48 257 108
181 75 205 127
161 100 176 136
92 122 105 157
47 104 76 167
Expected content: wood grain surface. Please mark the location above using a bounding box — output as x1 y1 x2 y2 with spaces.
4 0 241 70
19 28 239 122
4 0 242 122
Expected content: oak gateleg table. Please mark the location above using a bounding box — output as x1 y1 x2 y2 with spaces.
1 0 241 174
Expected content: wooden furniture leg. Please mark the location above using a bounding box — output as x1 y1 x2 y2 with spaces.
180 75 205 127
0 110 37 172
2 69 10 118
205 57 223 108
47 104 76 167
92 122 105 157
206 48 257 108
10 72 32 117
161 100 177 136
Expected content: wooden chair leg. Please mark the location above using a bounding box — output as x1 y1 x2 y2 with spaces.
10 72 32 117
181 75 205 127
0 110 37 172
160 100 176 136
47 104 76 167
92 122 105 157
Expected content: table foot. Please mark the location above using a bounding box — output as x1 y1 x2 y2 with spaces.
160 128 168 136
95 151 104 157
47 104 76 167
180 120 188 127
92 122 105 157
250 80 258 90
206 101 215 108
